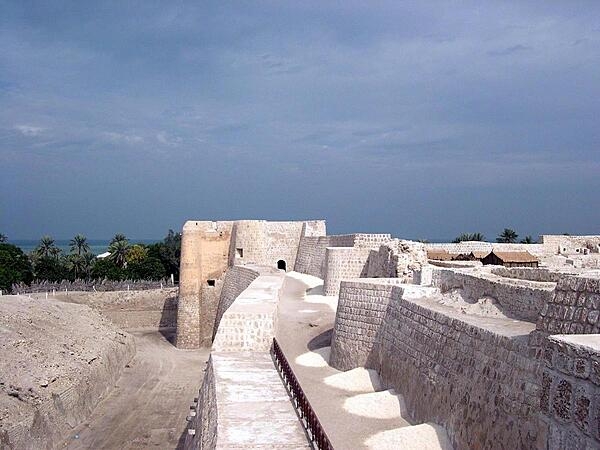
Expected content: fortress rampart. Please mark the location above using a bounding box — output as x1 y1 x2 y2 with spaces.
176 219 600 449
329 271 600 449
176 219 325 348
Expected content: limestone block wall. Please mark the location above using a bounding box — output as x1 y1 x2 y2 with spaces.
329 279 406 370
430 267 555 322
185 353 309 449
540 235 600 255
177 219 324 349
293 234 356 278
540 335 600 449
329 280 544 449
426 242 551 258
184 356 217 450
212 272 284 352
264 221 305 270
212 266 261 341
537 276 600 335
323 247 372 296
491 267 575 283
301 219 327 237
177 221 233 349
377 290 543 449
230 220 321 269
352 233 392 248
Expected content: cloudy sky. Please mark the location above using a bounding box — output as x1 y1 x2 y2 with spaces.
1 1 599 241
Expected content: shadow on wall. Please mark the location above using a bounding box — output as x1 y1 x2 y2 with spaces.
307 285 324 296
159 294 178 346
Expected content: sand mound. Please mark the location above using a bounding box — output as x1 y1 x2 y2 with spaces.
295 347 330 367
0 295 135 449
324 368 382 393
365 422 454 450
343 389 407 419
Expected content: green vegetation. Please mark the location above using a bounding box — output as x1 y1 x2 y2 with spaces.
520 235 536 244
0 243 33 293
452 232 485 243
496 228 518 243
1 230 182 290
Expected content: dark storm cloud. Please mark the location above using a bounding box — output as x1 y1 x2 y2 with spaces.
1 1 599 240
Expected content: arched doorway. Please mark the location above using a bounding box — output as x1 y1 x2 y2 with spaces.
277 260 286 271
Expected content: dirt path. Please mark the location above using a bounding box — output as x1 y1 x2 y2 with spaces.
62 329 209 450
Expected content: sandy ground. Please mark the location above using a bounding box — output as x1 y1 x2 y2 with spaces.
63 329 209 450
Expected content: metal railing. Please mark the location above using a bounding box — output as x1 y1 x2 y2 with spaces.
271 338 334 450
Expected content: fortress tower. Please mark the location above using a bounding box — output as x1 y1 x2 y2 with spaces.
175 219 326 348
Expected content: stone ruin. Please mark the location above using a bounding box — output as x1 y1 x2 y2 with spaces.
177 220 600 449
4 220 600 449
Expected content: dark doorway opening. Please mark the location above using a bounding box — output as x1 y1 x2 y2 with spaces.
277 260 286 271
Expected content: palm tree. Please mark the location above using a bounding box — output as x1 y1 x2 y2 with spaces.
110 233 128 246
0 233 7 243
497 228 519 243
70 234 90 256
108 234 129 268
67 254 86 279
520 235 536 244
452 232 485 243
36 235 58 258
83 252 96 279
49 247 62 259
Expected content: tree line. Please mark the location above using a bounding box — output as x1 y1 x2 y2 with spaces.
0 230 181 294
452 228 536 244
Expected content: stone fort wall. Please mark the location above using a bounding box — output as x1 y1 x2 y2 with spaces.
430 267 556 322
540 235 600 255
330 280 543 449
322 239 427 296
329 271 600 449
294 234 356 278
211 265 261 341
540 334 600 449
537 276 600 335
176 219 325 348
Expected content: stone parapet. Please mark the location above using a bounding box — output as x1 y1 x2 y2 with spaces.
537 275 600 335
212 272 285 352
540 334 600 449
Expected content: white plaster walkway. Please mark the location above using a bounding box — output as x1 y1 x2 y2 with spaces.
210 352 309 449
207 272 309 448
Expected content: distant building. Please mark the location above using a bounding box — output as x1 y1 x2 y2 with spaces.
427 249 453 261
470 251 491 260
481 251 539 268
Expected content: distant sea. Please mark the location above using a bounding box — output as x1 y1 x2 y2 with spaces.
12 239 160 256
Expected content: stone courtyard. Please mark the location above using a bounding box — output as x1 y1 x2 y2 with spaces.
2 219 600 449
